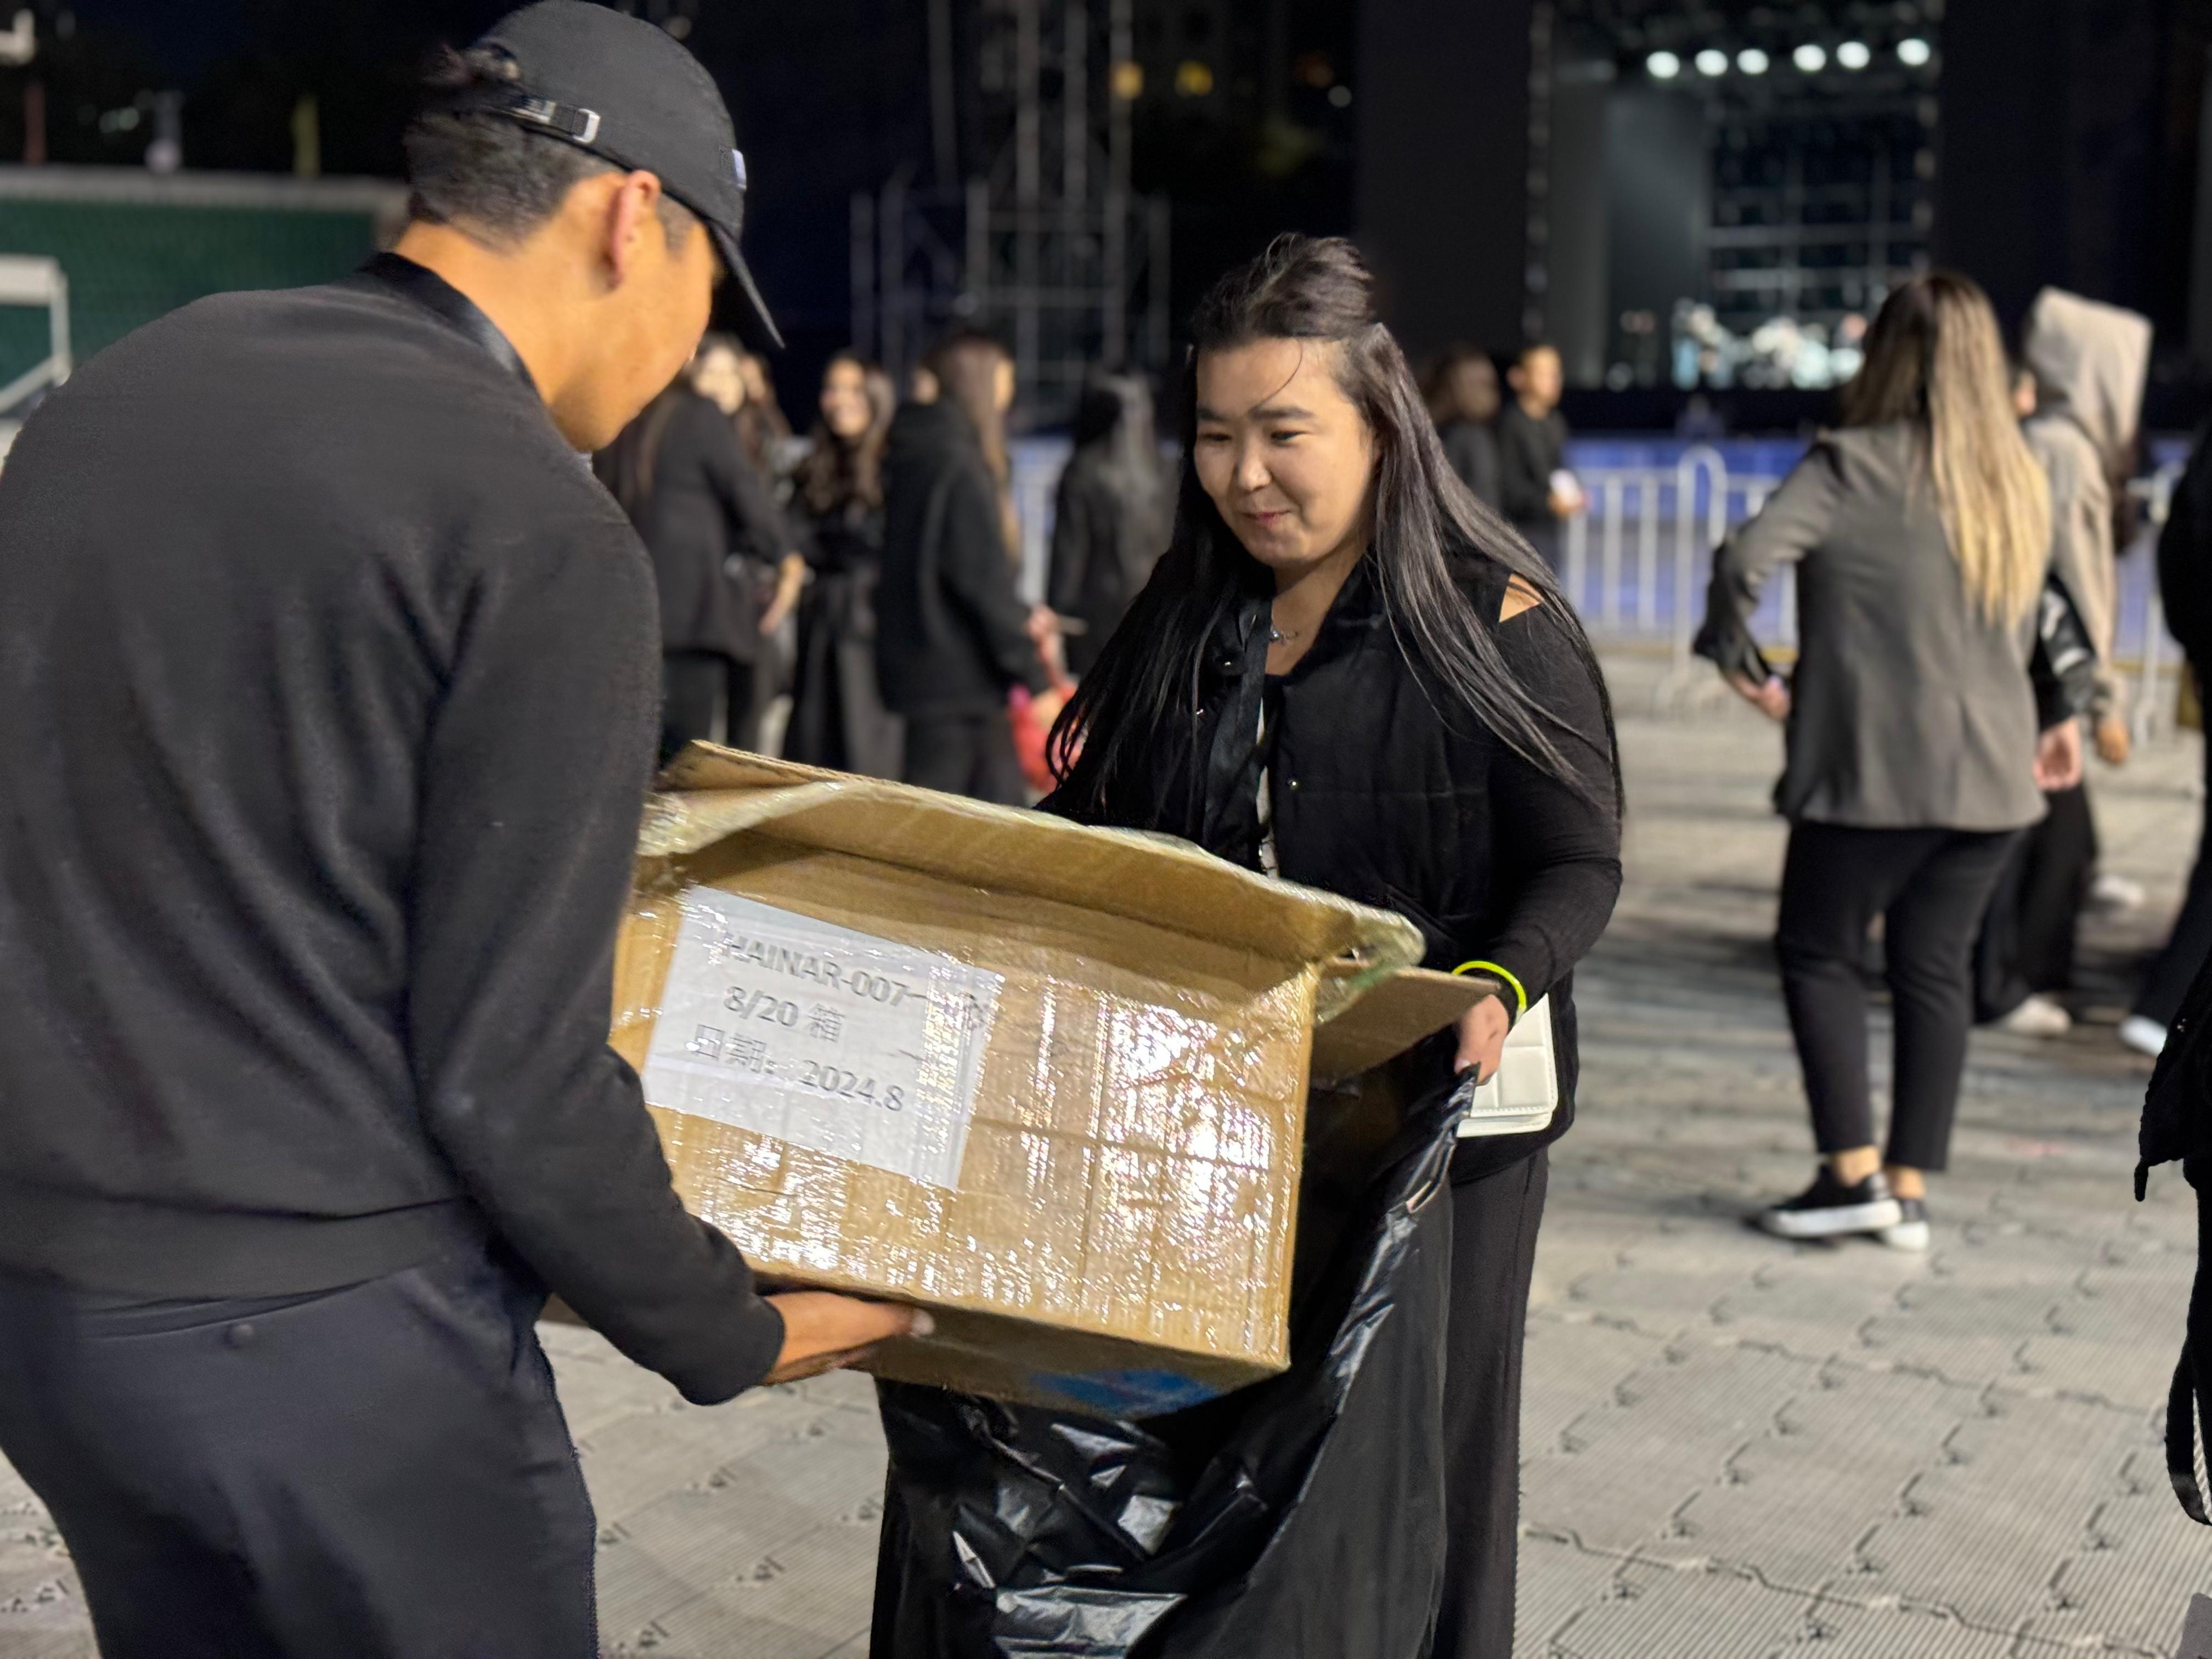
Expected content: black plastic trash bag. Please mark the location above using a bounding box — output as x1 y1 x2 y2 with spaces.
871 1052 1463 1658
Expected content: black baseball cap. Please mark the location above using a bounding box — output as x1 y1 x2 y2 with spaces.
454 1 782 349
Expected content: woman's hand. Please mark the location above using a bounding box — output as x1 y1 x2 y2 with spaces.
1725 672 1791 723
759 554 807 636
1454 994 1511 1084
2033 719 2085 792
2094 714 2132 768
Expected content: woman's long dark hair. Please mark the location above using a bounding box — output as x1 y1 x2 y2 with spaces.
1047 233 1620 819
794 352 895 516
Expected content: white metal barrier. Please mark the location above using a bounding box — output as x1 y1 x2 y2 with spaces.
0 254 70 419
1566 449 2192 737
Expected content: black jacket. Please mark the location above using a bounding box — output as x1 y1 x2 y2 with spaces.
1438 419 1502 512
2159 422 2212 669
1046 555 1623 1181
1047 444 1171 678
876 399 1047 717
1495 402 1567 530
635 390 789 662
0 258 784 1404
2138 899 2212 1521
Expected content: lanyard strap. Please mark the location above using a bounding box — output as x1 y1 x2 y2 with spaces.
353 252 537 396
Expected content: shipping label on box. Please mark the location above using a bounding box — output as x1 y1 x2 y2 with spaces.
641 889 1001 1191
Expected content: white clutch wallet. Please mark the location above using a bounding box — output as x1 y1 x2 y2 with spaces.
1454 995 1558 1138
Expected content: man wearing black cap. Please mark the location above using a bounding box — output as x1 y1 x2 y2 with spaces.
0 5 918 1654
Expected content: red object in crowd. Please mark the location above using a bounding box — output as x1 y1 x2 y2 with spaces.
1007 679 1075 797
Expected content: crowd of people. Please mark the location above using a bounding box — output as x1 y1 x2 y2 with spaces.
0 3 2205 1657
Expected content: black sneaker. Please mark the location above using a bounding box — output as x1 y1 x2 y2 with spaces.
1756 1169 1903 1239
1876 1197 1929 1251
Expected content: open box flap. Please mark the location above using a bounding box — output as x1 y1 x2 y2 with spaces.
646 744 1427 1014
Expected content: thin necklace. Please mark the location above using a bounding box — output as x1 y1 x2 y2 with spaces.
1268 623 1301 645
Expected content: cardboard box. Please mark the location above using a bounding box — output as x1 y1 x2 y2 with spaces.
610 747 1484 1417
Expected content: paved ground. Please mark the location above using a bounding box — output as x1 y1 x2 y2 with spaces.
3 660 2205 1658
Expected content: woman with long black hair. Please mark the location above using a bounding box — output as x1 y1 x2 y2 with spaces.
1045 234 1622 1656
785 352 902 776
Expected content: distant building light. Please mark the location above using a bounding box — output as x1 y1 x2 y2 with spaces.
1792 43 1826 72
1695 48 1729 75
1737 47 1770 74
1898 36 1933 66
1111 59 1144 100
0 9 33 68
1327 83 1352 108
1647 50 1682 80
1174 59 1214 97
1836 40 1872 69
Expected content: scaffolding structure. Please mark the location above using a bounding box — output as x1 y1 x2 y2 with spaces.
850 0 1172 424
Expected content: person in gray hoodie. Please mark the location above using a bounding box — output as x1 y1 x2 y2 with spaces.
1974 289 2152 1037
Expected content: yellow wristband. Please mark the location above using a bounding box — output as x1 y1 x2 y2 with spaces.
1452 958 1527 1018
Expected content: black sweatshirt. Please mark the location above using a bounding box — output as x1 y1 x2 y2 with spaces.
876 399 1048 717
636 390 791 662
0 258 785 1403
1495 402 1567 532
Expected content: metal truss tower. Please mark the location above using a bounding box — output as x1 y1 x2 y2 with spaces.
851 0 1171 424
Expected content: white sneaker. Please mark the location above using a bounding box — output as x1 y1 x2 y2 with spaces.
1995 994 2072 1037
2119 1015 2170 1058
2089 872 2146 915
1876 1198 1930 1251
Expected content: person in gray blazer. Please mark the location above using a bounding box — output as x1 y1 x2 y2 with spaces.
1696 271 2084 1251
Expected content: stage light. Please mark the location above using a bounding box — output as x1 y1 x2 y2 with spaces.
1836 40 1872 69
1737 47 1770 74
1898 37 1933 66
1647 50 1682 80
1792 43 1826 72
1695 48 1729 75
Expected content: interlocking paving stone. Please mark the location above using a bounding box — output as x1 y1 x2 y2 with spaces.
1513 1533 1628 1656
1522 1342 1821 1563
1795 1594 2030 1658
1541 1561 1818 1657
1667 1364 1970 1590
1519 1316 1671 1458
610 1514 879 1658
1853 1392 2155 1634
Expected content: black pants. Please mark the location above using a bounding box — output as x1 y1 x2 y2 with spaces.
0 1243 594 1659
1777 822 2019 1172
1973 784 2097 1022
1433 1147 1549 1659
903 709 1026 805
661 648 762 765
2137 735 2212 1027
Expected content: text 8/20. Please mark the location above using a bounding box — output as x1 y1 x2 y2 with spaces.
724 988 800 1026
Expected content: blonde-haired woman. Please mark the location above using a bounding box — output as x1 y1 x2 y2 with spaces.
1697 271 2083 1249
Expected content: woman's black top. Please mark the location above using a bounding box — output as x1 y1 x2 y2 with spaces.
1438 419 1502 511
1046 554 1622 1182
786 483 905 778
876 399 1048 719
1047 444 1170 678
1495 403 1567 532
637 391 789 663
